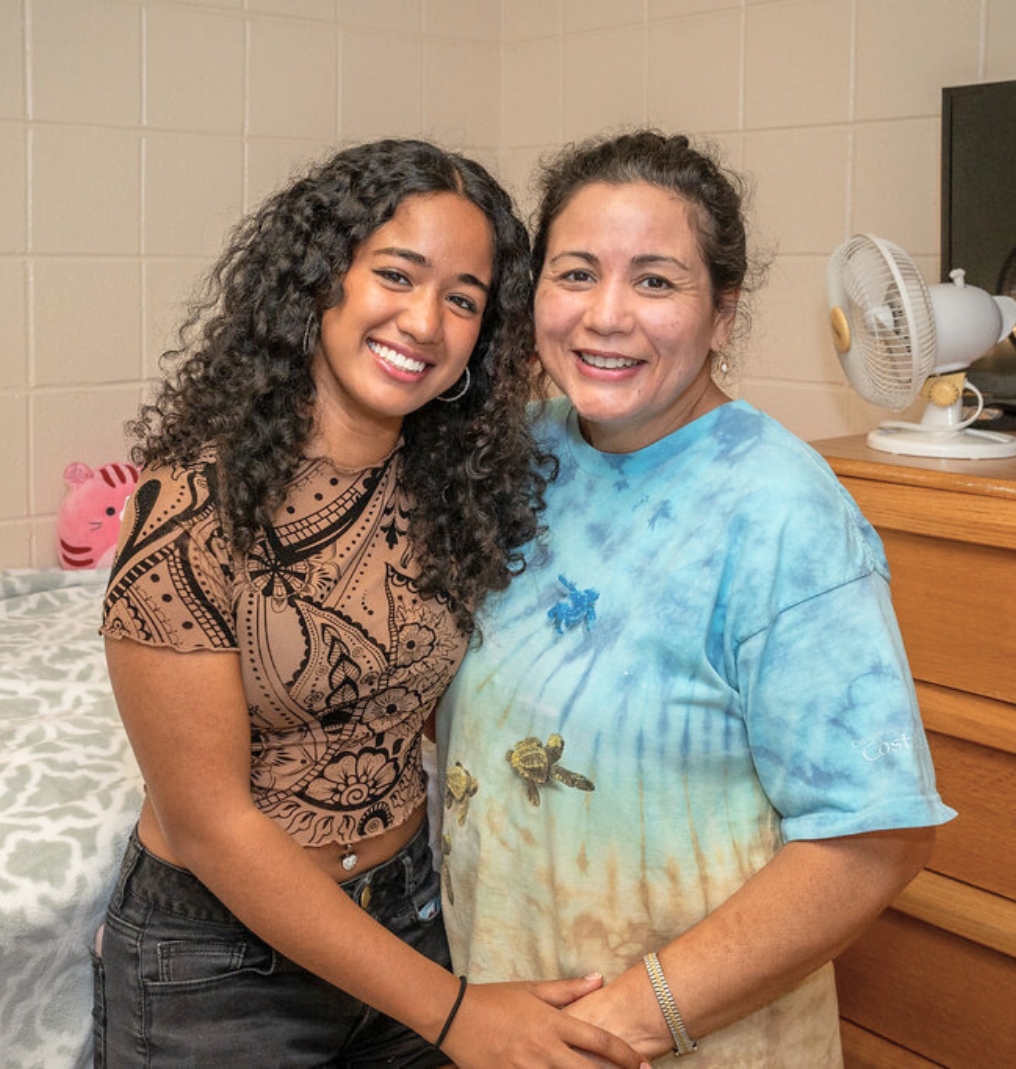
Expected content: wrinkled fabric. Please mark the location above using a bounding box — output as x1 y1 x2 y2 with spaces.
438 398 954 1067
102 453 467 848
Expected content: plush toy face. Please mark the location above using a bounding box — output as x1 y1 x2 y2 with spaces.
58 461 140 569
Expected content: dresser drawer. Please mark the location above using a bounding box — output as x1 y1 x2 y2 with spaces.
880 530 1016 705
925 730 1016 900
841 1020 942 1068
835 909 1016 1068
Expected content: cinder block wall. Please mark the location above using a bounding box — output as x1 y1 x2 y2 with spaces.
2 0 1014 567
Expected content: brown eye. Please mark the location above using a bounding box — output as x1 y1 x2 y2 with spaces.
448 294 479 314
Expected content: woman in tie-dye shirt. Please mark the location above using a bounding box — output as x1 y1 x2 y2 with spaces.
437 131 955 1068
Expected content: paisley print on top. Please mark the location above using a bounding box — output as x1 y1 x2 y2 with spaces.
101 451 467 848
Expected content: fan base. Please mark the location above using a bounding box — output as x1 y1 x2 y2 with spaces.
867 425 1016 459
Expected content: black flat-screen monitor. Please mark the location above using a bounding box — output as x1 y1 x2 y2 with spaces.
943 80 1016 411
941 79 1016 295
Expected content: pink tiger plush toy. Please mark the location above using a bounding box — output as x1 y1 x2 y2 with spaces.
57 461 140 569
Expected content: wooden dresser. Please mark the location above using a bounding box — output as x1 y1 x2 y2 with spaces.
811 436 1016 1069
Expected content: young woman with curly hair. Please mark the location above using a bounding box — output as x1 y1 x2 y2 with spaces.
94 139 648 1069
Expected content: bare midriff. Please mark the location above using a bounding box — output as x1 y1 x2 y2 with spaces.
136 796 428 886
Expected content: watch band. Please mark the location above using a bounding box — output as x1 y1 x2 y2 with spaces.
643 951 698 1058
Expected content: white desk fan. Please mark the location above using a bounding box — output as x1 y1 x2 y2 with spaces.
827 233 1016 458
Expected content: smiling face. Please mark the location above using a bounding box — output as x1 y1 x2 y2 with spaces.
311 191 493 456
534 181 736 454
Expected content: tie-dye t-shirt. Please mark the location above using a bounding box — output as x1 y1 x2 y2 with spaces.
437 398 954 1068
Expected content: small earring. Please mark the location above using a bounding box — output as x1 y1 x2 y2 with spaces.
302 312 316 356
436 366 471 403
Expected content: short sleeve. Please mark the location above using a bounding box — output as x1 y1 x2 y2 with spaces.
739 572 956 839
100 460 238 651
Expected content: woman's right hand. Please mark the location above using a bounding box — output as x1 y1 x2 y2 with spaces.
441 978 650 1068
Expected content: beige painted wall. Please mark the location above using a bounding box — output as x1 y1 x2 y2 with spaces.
2 0 1015 568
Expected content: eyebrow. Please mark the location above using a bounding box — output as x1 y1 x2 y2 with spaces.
633 253 691 272
373 246 490 294
549 250 691 273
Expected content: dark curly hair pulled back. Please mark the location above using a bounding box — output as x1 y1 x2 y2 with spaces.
532 130 758 319
129 138 552 633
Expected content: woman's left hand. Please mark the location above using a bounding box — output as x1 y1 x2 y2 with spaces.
563 970 669 1062
565 827 935 1058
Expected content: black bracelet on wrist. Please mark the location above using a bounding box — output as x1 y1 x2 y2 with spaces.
434 974 468 1051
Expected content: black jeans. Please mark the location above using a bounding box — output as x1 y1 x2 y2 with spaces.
93 821 451 1067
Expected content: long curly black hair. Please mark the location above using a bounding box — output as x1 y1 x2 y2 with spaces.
128 138 553 633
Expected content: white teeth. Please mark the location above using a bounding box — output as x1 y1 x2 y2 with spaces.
579 352 639 370
369 340 427 374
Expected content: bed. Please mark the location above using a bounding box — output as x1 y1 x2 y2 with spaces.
0 568 143 1069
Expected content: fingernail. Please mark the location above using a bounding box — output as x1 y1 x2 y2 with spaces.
583 972 603 980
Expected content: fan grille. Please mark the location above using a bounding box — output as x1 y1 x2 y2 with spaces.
833 235 937 409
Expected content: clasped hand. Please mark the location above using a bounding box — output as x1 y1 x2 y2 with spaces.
439 975 651 1069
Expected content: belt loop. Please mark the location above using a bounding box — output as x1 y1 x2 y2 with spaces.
401 844 415 899
109 826 143 912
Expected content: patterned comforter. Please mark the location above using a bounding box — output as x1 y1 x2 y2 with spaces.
0 569 142 1068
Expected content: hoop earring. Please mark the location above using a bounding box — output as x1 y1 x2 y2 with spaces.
303 312 316 357
436 366 470 403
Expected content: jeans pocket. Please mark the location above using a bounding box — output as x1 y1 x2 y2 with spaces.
415 890 442 923
411 862 443 924
385 863 444 942
90 947 106 1069
154 935 275 984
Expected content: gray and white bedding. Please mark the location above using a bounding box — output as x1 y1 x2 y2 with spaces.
0 569 142 1068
